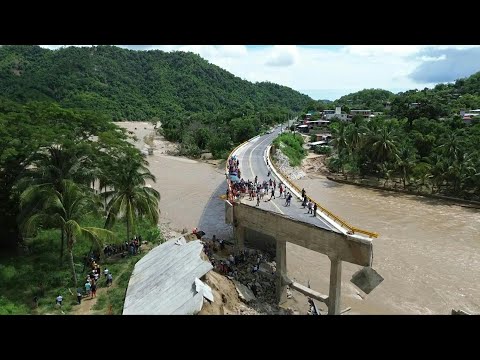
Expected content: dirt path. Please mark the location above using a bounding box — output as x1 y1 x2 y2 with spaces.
70 265 130 315
70 293 101 315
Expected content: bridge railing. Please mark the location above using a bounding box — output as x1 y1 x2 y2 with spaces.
267 146 379 239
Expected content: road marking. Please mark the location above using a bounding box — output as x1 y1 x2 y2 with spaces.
243 134 286 214
248 135 272 179
269 197 285 214
235 128 339 229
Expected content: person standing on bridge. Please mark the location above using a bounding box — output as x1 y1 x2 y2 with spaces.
256 193 260 206
285 192 291 206
267 170 271 177
301 188 306 199
313 203 317 217
270 187 275 200
254 175 258 184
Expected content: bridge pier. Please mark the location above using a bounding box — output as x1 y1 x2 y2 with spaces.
226 202 373 315
328 256 342 315
276 240 287 303
234 225 246 255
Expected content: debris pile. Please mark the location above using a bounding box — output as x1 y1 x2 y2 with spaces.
273 149 306 180
201 236 295 315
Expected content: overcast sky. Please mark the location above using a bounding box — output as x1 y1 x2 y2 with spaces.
40 45 480 101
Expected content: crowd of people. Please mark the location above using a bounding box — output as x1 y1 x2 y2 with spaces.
56 235 144 308
103 235 143 258
226 155 317 217
202 236 275 283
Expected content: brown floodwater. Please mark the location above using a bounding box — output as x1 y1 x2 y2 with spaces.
116 122 480 314
287 175 480 314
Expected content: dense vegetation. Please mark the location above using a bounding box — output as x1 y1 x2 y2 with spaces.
273 133 306 167
0 45 310 159
162 107 295 158
0 98 162 313
0 45 311 120
327 74 480 121
334 89 395 113
0 216 162 315
0 46 312 313
326 116 480 200
2 45 480 314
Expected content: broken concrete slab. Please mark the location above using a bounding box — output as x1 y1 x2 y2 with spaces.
350 266 384 294
123 236 213 315
195 278 214 303
259 262 275 275
233 280 256 303
451 309 471 315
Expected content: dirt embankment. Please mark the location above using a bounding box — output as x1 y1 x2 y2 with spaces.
199 271 260 315
301 153 330 177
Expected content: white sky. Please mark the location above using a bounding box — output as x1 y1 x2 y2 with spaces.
40 45 480 100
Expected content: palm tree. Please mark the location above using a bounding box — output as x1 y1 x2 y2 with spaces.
379 163 395 188
346 117 366 154
395 143 417 189
330 121 349 154
438 132 463 163
17 144 95 264
20 144 93 191
447 152 477 195
429 154 448 194
102 159 160 241
21 180 114 286
372 125 397 163
412 162 433 193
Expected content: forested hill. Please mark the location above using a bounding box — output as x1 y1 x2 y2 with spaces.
0 45 312 120
332 73 480 118
334 89 396 112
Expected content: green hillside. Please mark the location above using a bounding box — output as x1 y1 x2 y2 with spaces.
330 73 480 121
0 45 311 120
334 89 396 112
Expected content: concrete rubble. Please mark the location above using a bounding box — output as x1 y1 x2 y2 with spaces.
233 280 256 303
201 236 297 315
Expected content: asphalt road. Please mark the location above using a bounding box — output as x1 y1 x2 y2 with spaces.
233 126 338 232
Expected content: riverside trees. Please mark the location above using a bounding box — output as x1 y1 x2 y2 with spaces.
1 99 160 287
326 117 480 200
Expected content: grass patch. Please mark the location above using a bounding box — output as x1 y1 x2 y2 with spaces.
92 257 138 314
0 216 162 315
273 133 306 166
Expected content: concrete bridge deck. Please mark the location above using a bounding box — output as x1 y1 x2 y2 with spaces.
232 127 339 232
226 126 374 314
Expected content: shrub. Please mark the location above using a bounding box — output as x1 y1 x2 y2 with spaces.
314 145 332 155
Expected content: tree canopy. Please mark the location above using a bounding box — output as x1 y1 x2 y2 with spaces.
0 45 311 120
335 89 395 112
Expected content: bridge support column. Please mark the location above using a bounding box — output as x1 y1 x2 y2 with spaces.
276 240 287 303
328 256 342 315
234 225 245 255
